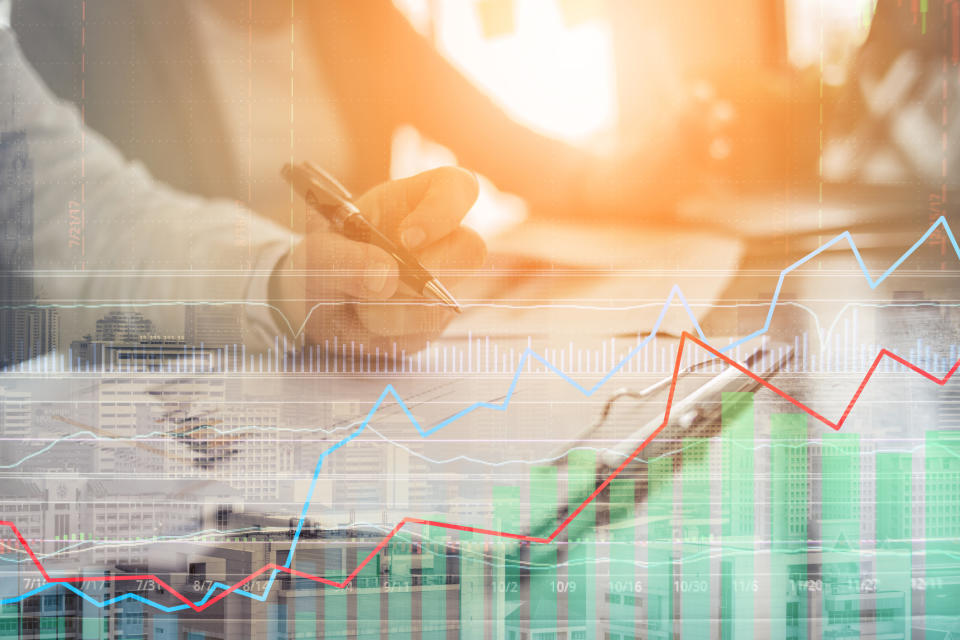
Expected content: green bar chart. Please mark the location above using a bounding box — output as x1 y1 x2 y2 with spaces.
7 390 960 638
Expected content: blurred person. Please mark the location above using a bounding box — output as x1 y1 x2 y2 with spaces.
0 7 485 367
11 0 737 227
822 0 960 187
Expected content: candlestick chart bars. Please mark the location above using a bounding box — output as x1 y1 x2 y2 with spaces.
1 215 960 621
2 328 960 614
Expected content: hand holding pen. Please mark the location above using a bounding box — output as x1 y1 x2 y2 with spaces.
271 165 486 354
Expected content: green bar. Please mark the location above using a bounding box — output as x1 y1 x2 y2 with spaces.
388 533 413 640
81 580 108 639
38 613 66 636
875 453 911 638
323 547 348 638
681 438 711 639
609 477 635 639
81 615 107 639
925 431 960 619
154 613 179 639
769 413 808 640
647 455 674 638
721 391 755 640
357 547 380 639
821 433 860 638
0 616 16 638
493 486 522 638
422 521 448 640
0 570 20 639
567 449 597 640
458 531 485 638
529 466 558 637
267 604 286 640
295 560 317 639
0 606 15 639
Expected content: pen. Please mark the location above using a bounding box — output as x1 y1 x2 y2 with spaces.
599 344 794 469
527 343 794 545
281 161 462 313
599 353 756 469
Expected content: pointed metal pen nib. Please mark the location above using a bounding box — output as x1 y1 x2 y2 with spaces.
422 279 462 313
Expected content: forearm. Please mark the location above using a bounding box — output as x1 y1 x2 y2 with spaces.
1 27 296 352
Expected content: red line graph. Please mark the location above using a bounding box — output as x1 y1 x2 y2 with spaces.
3 331 959 612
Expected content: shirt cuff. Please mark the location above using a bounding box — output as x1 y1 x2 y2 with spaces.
242 216 302 354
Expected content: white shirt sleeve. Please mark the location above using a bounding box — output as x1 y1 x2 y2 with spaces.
0 26 300 353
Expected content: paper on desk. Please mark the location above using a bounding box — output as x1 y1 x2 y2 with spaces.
676 186 935 241
447 220 743 338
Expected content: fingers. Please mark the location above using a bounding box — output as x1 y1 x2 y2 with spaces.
298 167 484 351
304 231 399 300
357 166 480 251
413 226 487 285
396 167 479 250
354 226 486 338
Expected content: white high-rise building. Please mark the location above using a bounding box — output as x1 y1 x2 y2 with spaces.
0 385 30 438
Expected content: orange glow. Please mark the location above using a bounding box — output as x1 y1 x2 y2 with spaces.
397 0 617 146
786 0 876 84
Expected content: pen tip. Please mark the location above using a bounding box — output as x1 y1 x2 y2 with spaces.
422 279 462 313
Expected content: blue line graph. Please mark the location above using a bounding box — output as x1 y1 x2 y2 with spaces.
725 216 960 350
2 216 958 611
4 217 958 356
0 421 364 471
